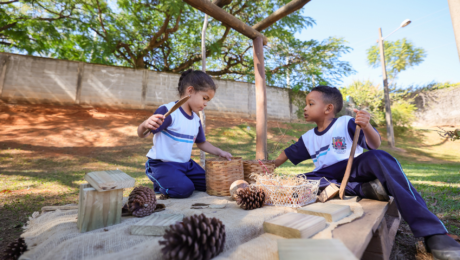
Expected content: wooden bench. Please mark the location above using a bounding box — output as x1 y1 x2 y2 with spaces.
333 198 401 260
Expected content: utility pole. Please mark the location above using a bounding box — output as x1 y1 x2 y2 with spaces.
448 0 460 61
378 28 396 148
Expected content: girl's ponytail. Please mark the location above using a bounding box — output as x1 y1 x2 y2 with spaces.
177 69 216 96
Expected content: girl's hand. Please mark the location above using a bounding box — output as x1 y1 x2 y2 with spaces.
218 150 232 161
144 114 165 131
353 109 371 130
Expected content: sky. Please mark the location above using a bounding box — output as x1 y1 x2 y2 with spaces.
296 0 460 88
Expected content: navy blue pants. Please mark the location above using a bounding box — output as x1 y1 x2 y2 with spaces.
299 150 447 238
145 158 206 198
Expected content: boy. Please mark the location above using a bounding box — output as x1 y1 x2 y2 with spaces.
274 86 460 260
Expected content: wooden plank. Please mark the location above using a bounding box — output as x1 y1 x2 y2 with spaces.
332 198 390 259
317 183 339 202
263 212 326 238
253 0 311 32
362 218 390 260
277 239 358 260
131 214 184 236
77 183 123 233
254 36 268 160
183 0 268 45
84 170 135 192
297 203 351 222
362 212 401 260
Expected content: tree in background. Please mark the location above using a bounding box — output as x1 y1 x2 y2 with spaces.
367 38 426 84
1 0 354 91
341 80 416 130
0 0 76 53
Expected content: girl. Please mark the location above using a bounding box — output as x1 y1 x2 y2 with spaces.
137 69 232 198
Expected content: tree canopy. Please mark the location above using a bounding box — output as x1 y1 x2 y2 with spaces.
1 0 354 91
367 38 426 81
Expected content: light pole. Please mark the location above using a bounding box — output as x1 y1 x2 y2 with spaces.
378 19 411 148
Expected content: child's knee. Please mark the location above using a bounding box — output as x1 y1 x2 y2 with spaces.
165 182 195 198
366 149 391 159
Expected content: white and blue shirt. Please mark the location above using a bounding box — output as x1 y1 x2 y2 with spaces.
285 116 378 171
146 101 205 163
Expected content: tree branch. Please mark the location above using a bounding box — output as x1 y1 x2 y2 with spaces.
95 0 108 36
0 22 17 33
0 0 18 4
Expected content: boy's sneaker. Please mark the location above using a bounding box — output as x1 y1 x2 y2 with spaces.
361 179 390 201
425 234 460 260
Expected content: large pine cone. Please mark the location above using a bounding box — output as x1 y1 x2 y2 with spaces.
127 186 157 217
235 186 265 210
3 238 27 260
159 214 226 260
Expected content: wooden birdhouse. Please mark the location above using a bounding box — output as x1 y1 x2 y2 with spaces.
77 170 135 233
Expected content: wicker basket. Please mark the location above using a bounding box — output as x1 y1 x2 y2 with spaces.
243 160 276 184
254 179 320 208
205 157 244 196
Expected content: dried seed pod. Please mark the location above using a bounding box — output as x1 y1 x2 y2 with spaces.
126 186 157 217
235 186 265 210
159 214 226 260
3 237 27 260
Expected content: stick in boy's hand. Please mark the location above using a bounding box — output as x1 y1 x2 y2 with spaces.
339 113 363 200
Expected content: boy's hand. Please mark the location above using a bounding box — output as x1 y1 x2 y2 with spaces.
218 150 232 161
353 109 371 130
143 114 165 131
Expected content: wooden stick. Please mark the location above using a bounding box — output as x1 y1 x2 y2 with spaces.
183 0 268 45
339 125 361 199
143 96 190 136
252 0 312 32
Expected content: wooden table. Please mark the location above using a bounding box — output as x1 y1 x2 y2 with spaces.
333 198 401 260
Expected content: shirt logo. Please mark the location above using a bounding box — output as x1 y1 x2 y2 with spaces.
332 137 347 154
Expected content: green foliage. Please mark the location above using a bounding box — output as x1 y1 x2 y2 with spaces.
1 0 353 90
367 38 426 80
407 81 460 93
340 80 384 125
340 80 417 128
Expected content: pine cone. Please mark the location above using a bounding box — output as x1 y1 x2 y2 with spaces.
235 186 265 210
127 186 157 217
159 214 226 260
3 238 27 260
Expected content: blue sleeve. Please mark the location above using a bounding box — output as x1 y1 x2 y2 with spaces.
284 136 311 165
150 106 172 135
347 118 380 150
195 120 206 143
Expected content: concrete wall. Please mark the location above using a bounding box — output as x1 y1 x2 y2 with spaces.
412 87 460 126
0 53 300 120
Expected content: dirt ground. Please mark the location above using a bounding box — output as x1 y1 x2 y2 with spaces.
0 101 455 259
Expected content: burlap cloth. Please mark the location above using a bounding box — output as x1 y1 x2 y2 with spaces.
19 192 362 260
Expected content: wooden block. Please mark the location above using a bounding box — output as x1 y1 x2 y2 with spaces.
318 183 339 202
77 183 123 233
84 170 135 192
263 212 326 238
277 239 358 260
131 214 184 236
297 203 351 222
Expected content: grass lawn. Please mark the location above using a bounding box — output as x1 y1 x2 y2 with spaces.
1 102 459 259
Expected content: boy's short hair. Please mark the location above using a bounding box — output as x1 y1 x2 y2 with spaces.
311 85 343 115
